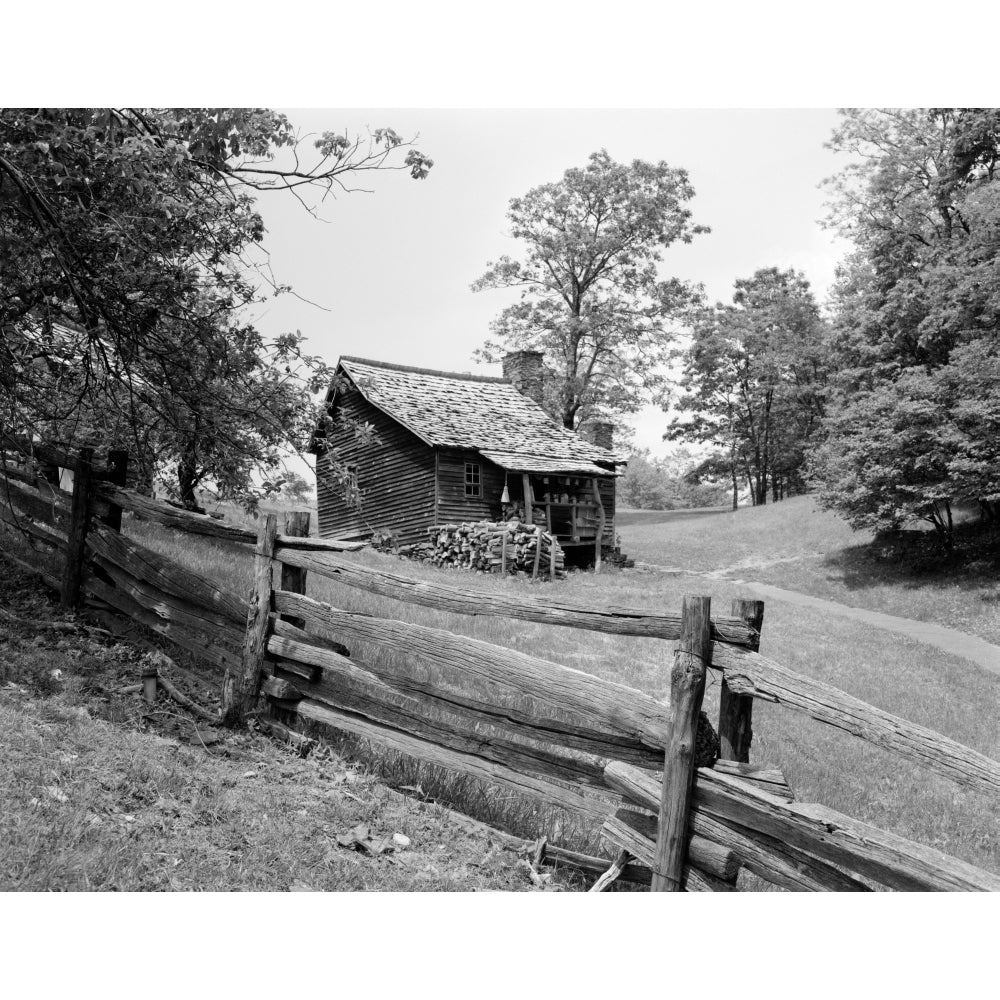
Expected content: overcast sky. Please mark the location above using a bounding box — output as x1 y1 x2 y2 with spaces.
247 108 853 458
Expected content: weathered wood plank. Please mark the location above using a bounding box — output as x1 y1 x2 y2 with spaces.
712 642 1000 797
606 761 881 892
93 482 257 544
613 807 741 880
541 843 652 886
61 446 93 609
86 525 247 626
718 598 763 763
82 574 242 673
101 450 129 533
90 480 366 551
602 813 735 892
274 615 663 765
0 473 71 530
91 554 245 648
273 547 758 645
266 631 615 792
695 766 1000 891
223 513 278 726
691 810 872 892
262 676 303 701
605 760 1000 892
279 511 310 630
272 588 672 752
652 595 712 891
589 850 634 892
0 501 68 550
274 535 367 553
291 697 618 819
0 432 111 478
711 760 794 801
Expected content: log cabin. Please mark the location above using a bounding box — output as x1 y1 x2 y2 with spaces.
310 351 623 565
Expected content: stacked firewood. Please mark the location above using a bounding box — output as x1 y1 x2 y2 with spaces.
401 521 566 579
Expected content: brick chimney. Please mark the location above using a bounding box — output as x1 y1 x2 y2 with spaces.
502 350 544 406
579 421 614 451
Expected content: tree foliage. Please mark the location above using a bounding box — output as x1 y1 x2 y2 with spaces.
473 149 706 429
668 267 828 508
0 108 431 506
814 108 1000 536
619 447 727 510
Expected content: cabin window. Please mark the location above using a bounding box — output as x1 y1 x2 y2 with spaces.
464 462 481 498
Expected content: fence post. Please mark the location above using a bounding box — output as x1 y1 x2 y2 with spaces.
221 512 278 726
718 598 765 763
60 446 94 610
279 511 310 629
102 449 129 532
651 594 712 892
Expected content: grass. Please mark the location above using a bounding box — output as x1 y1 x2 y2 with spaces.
116 500 1000 881
0 567 560 891
618 496 866 573
618 495 1000 645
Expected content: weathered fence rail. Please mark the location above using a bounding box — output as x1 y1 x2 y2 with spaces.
2 446 998 893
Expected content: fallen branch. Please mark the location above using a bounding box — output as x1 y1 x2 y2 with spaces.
144 651 220 723
156 672 219 723
0 605 111 636
589 850 635 892
255 716 316 757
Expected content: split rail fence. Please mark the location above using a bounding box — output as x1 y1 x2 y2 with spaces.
2 442 999 892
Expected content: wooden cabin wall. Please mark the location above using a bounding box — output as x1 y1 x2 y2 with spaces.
315 386 436 545
436 450 506 525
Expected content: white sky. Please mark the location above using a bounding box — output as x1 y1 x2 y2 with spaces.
246 108 853 458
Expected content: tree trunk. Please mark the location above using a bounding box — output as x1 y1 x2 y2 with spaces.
177 455 199 511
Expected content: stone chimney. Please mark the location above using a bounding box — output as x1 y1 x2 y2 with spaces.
579 421 614 451
502 350 544 406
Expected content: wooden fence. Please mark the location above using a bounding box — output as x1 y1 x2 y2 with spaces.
2 443 999 892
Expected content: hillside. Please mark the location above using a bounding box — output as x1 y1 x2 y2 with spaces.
0 567 566 892
618 495 1000 645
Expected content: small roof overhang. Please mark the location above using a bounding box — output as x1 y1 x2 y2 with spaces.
479 449 620 477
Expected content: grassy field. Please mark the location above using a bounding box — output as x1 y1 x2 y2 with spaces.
119 499 1000 880
619 496 1000 645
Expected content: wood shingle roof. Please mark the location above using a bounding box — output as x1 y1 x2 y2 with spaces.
335 356 620 476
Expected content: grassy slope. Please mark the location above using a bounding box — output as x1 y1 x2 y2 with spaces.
0 563 560 892
124 505 1000 878
620 496 1000 644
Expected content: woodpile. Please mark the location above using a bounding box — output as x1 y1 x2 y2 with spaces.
400 521 566 579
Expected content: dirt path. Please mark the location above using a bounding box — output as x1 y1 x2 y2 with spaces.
706 573 1000 678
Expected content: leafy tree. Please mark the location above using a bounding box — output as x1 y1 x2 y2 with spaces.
620 447 727 509
814 108 1000 538
281 472 314 504
619 449 680 509
473 149 707 429
668 268 828 507
0 108 432 506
